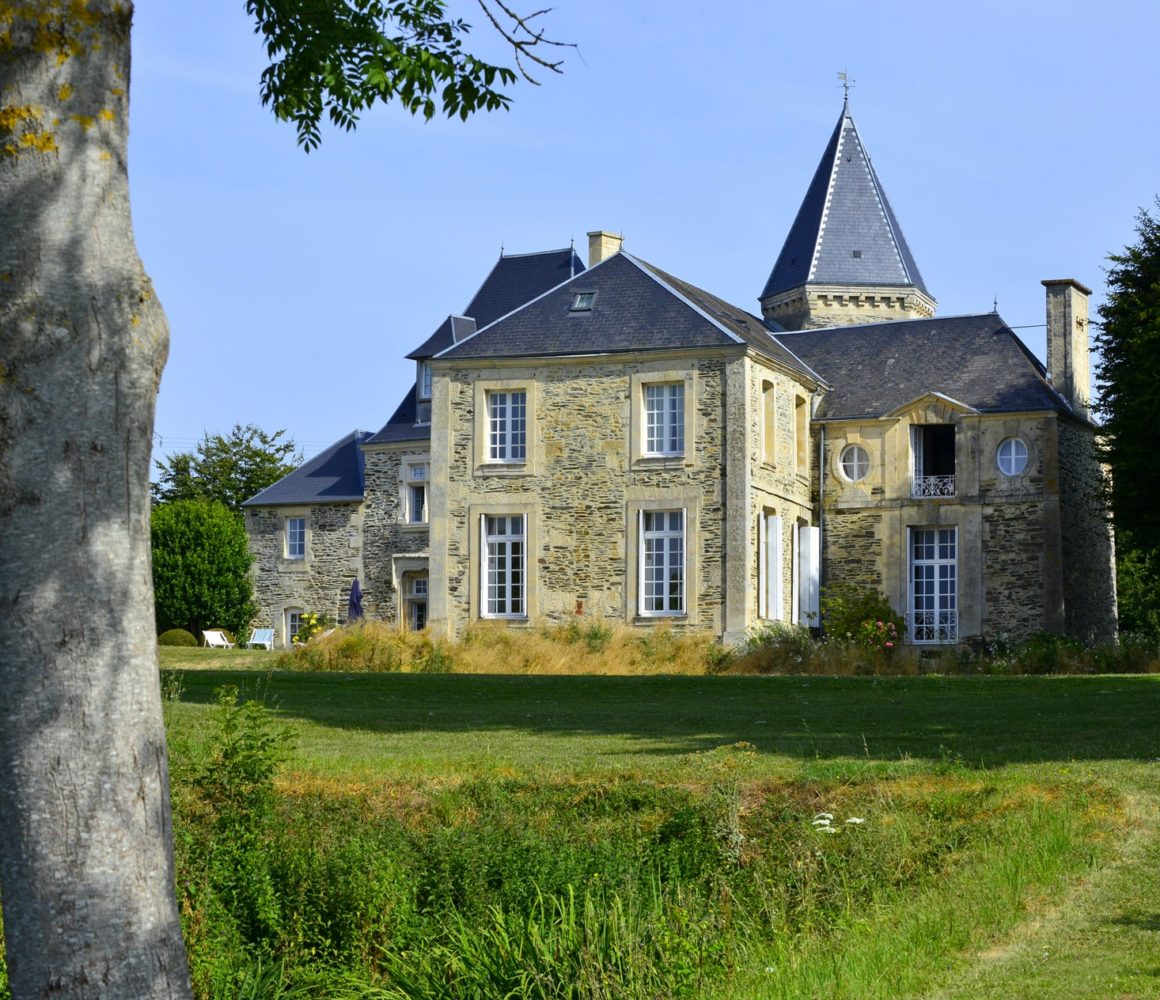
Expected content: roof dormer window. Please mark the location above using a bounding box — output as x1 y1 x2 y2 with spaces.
418 362 432 401
571 291 595 312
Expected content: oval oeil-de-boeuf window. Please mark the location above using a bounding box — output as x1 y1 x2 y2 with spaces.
997 437 1028 476
840 444 870 482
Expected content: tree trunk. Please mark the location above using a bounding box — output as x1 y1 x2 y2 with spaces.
0 4 192 997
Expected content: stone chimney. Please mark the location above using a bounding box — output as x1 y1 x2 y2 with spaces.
587 230 623 267
1042 278 1092 418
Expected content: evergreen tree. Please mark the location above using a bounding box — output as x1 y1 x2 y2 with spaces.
1094 198 1160 634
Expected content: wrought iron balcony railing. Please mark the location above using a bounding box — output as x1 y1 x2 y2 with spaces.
912 475 955 498
907 609 959 644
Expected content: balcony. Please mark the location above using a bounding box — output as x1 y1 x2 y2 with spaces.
907 609 958 644
911 475 955 498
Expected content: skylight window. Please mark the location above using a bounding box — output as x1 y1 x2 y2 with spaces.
571 291 595 311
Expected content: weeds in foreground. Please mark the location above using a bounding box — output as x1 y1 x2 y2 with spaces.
167 691 1118 1000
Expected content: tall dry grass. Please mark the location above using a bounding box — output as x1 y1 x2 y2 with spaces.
274 618 721 675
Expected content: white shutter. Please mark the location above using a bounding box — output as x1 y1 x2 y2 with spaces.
797 525 820 624
758 514 767 619
679 507 687 614
479 513 488 617
519 512 528 617
767 514 783 621
637 508 645 615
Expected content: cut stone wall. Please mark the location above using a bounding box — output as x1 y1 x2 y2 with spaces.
435 354 731 636
246 501 363 647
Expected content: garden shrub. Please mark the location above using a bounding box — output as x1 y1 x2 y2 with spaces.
158 627 198 647
820 581 906 645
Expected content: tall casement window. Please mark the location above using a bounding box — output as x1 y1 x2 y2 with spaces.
407 575 428 631
910 527 958 643
481 514 526 618
644 383 685 457
286 517 305 559
285 609 304 646
418 362 433 401
407 463 428 523
911 425 956 497
487 390 527 462
639 509 685 615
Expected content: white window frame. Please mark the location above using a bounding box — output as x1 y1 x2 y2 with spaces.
643 383 685 457
284 608 304 647
400 458 430 525
638 508 686 616
909 526 958 644
839 444 870 482
418 361 433 401
286 516 306 560
996 437 1028 477
758 512 784 621
407 574 429 631
480 513 528 619
487 389 527 463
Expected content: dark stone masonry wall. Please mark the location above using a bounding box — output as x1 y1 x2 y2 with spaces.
1057 421 1117 642
361 447 430 625
247 501 363 646
981 500 1047 642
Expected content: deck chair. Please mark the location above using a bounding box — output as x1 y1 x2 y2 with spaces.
246 627 274 650
202 629 234 649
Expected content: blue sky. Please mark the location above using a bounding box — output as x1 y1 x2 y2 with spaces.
130 1 1159 464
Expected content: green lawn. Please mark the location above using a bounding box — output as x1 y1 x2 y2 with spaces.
161 670 1160 998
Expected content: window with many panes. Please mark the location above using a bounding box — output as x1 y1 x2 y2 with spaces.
910 527 957 643
407 463 428 523
487 390 527 462
639 509 685 615
482 514 526 618
418 362 432 401
286 517 305 559
285 609 303 646
644 384 684 456
408 575 428 631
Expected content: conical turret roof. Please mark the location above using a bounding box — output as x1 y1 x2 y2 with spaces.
761 101 930 302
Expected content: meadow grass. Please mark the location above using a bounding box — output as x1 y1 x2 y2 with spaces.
147 670 1160 998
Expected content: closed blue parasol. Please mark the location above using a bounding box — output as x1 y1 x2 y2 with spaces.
348 578 364 621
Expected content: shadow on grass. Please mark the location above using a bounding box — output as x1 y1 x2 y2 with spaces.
165 670 1160 767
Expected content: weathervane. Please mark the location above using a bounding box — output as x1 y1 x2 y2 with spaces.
837 70 854 103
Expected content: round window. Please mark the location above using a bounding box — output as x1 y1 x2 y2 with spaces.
997 437 1028 476
840 444 870 482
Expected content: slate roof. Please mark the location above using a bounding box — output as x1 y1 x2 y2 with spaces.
243 430 370 506
773 314 1069 420
369 247 586 445
761 101 931 301
406 315 477 361
438 252 820 382
363 385 431 446
462 247 586 331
